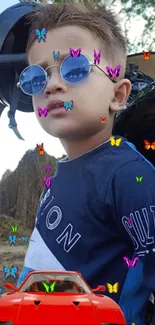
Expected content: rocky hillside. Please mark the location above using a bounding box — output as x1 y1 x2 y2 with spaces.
0 148 66 230
0 148 66 293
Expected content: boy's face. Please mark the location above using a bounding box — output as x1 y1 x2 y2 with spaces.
28 25 131 141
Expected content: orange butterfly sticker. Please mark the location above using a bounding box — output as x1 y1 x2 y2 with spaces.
143 51 151 61
100 117 107 124
37 143 45 155
144 140 155 150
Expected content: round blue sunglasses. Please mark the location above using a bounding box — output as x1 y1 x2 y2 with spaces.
17 54 117 96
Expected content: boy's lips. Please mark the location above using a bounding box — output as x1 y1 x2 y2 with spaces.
48 100 65 111
48 100 73 116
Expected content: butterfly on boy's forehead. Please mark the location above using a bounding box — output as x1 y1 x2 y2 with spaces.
143 51 151 61
110 136 122 147
94 50 102 65
144 140 155 150
69 48 81 57
106 282 119 294
53 51 60 61
37 143 44 155
35 28 47 43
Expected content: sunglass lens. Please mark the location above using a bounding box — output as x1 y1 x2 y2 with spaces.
61 55 90 83
19 66 47 95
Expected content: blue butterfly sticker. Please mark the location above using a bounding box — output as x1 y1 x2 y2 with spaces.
3 266 18 279
8 235 17 246
21 236 29 243
35 28 47 42
64 101 73 111
53 51 60 61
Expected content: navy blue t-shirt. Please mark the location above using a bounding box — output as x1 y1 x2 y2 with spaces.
18 137 155 325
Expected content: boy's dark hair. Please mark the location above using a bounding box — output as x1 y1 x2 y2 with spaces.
25 1 127 77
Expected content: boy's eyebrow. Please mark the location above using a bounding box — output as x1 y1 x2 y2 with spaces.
35 52 70 67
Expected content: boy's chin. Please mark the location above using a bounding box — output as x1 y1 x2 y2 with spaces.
43 126 76 139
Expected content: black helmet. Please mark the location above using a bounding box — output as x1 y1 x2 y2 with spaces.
113 53 155 166
0 0 42 139
124 52 155 103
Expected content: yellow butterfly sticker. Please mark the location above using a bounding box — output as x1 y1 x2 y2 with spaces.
106 282 119 294
110 137 122 147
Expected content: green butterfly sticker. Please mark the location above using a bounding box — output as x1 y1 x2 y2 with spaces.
11 225 18 232
42 281 56 294
136 176 143 182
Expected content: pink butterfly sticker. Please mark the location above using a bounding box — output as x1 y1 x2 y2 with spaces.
123 256 139 268
127 217 132 225
43 176 53 189
106 65 121 78
45 166 51 173
69 48 81 57
94 49 102 65
38 106 49 117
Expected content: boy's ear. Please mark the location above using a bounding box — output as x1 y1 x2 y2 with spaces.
110 79 131 113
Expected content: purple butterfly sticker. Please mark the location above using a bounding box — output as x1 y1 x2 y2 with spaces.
94 49 102 65
45 166 51 173
43 176 53 189
127 217 132 225
69 48 81 57
38 106 49 117
106 65 121 78
123 256 139 268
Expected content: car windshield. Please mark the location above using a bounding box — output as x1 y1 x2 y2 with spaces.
19 273 92 294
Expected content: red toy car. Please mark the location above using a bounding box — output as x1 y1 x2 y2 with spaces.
0 270 126 325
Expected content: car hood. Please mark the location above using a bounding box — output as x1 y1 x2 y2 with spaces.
0 293 126 325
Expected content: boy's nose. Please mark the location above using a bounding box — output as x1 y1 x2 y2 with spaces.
44 67 67 95
44 74 67 95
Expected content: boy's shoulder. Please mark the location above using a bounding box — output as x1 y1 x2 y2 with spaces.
86 137 155 181
93 138 155 208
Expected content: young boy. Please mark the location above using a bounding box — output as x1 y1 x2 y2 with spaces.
17 2 155 324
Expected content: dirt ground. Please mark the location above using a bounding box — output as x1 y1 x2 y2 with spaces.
0 241 28 294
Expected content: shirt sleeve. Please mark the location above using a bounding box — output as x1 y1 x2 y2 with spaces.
105 160 155 282
103 159 155 325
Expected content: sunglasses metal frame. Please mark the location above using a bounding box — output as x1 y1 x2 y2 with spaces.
17 54 117 96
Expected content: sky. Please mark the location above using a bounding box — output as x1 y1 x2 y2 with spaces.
0 0 148 179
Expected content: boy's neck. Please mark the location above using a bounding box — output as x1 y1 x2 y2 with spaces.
60 130 111 160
